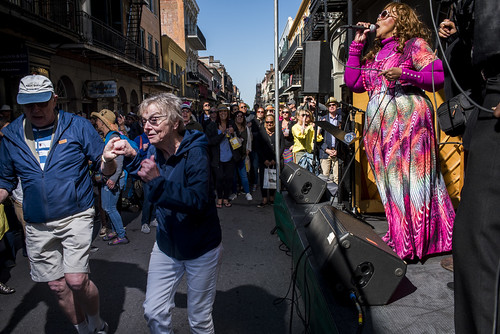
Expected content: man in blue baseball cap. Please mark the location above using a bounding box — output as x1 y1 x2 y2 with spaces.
0 74 115 333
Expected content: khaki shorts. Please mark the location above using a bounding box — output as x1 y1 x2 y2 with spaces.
25 207 95 282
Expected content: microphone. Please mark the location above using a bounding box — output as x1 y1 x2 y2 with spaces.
338 24 377 33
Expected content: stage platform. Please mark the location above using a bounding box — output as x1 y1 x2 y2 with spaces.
273 191 454 334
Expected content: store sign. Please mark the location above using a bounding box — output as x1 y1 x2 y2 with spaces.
0 50 29 75
86 80 118 98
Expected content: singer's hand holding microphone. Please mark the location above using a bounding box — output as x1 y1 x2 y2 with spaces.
339 22 378 43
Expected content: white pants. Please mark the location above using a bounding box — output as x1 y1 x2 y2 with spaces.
144 242 223 334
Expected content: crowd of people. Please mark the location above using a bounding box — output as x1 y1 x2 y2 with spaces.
1 1 499 333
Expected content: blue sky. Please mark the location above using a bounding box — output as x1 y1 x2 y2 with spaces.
197 0 303 105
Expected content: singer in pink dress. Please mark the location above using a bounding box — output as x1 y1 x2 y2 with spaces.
344 2 455 260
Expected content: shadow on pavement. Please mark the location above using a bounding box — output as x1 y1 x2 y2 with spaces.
0 259 147 334
174 284 290 333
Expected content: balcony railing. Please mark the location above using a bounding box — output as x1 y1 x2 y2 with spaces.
77 12 158 72
6 0 79 31
186 24 206 50
279 30 304 73
143 68 172 85
2 1 159 73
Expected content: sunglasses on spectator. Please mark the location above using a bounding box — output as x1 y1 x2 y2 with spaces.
299 113 309 117
141 115 168 126
25 100 51 109
265 121 274 124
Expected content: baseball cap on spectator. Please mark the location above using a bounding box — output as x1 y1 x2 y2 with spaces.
209 107 218 114
287 99 296 106
181 101 192 110
17 75 54 105
91 109 116 129
265 104 274 111
1 105 11 111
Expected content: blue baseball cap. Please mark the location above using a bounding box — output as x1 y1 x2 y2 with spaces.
17 75 54 105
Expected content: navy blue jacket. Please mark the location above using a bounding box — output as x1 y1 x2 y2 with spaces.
0 110 104 223
128 130 221 260
319 114 341 160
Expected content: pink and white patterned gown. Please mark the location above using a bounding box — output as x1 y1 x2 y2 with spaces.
344 36 455 260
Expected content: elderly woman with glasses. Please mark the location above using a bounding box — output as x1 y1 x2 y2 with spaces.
344 2 454 260
106 93 222 333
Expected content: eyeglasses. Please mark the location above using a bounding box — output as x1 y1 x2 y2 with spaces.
299 114 309 117
282 111 290 114
236 115 244 118
257 110 265 113
25 100 51 110
378 9 393 20
203 104 210 107
141 115 168 126
265 121 274 124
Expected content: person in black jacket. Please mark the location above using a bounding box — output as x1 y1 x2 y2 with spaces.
254 114 284 207
205 105 235 208
439 1 500 332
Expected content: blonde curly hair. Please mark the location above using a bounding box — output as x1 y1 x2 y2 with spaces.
363 2 432 63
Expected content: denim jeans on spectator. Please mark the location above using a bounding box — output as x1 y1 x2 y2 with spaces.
101 178 126 238
233 159 250 194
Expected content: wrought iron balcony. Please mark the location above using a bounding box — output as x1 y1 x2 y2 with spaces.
279 30 304 74
186 25 206 50
75 12 158 74
310 0 348 13
143 68 174 87
0 1 158 75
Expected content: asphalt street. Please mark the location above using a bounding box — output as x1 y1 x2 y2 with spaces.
0 192 304 334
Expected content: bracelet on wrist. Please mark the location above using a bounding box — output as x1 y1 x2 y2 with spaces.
101 155 110 163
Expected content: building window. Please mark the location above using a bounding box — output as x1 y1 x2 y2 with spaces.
139 28 145 48
148 34 153 52
55 79 69 112
147 0 157 15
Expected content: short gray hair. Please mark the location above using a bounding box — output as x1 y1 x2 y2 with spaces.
138 93 184 132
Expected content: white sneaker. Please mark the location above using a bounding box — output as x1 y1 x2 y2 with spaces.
229 193 237 201
141 224 151 234
150 218 158 227
245 193 253 201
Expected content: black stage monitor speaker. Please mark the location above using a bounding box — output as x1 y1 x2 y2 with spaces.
302 41 332 94
305 205 407 305
280 162 327 204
